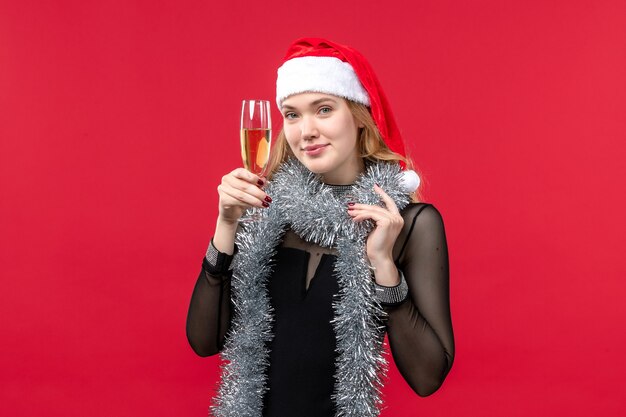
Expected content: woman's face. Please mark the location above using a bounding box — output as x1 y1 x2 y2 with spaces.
281 92 364 184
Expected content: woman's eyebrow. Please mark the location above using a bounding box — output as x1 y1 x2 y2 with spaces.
282 98 338 111
310 98 338 106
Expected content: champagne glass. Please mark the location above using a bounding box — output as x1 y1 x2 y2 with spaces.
240 99 272 220
241 99 271 175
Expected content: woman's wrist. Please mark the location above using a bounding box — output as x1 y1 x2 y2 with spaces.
213 215 238 255
374 269 409 306
205 238 236 273
369 256 409 306
369 257 400 286
216 213 239 229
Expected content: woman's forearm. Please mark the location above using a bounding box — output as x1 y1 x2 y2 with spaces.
186 256 233 357
386 300 454 396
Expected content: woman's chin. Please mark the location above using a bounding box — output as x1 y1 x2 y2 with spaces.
302 161 333 175
294 155 330 173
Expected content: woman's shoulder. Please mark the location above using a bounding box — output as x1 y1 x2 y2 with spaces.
400 202 444 223
394 202 447 262
400 202 445 236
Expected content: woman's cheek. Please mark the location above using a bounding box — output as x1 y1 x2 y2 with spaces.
283 127 298 154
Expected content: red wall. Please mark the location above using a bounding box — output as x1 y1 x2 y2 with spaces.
1 1 625 416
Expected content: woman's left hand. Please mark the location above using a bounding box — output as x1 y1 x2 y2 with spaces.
347 184 404 264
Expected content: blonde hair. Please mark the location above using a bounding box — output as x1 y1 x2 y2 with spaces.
265 99 421 201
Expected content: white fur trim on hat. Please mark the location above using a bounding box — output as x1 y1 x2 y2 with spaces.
276 56 370 108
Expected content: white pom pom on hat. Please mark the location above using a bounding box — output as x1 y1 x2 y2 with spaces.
400 170 421 193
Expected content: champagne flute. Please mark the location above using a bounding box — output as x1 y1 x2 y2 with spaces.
240 99 272 220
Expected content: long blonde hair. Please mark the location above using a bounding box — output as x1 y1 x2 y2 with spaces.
265 100 421 201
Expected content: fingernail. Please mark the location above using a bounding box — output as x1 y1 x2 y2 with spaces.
257 179 264 186
265 196 272 203
262 201 269 208
347 202 355 206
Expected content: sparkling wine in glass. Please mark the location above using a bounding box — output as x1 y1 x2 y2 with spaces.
240 99 271 221
240 100 271 176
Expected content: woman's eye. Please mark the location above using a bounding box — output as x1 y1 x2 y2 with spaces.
319 107 332 115
284 112 297 119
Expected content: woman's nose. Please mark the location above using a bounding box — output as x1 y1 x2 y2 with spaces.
300 116 319 140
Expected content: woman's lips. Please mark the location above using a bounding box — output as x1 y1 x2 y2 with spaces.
303 144 329 156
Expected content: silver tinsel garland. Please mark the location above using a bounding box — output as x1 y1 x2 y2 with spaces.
211 159 410 417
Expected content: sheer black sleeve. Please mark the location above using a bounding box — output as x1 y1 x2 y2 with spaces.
185 257 232 357
387 203 455 396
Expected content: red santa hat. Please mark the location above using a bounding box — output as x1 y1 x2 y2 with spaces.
276 38 420 192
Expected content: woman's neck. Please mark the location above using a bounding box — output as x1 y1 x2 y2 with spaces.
320 157 365 185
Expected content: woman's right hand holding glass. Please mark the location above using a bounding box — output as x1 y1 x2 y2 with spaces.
216 167 271 224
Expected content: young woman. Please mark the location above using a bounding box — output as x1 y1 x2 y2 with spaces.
186 38 455 417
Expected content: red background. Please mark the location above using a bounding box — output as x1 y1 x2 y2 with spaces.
1 1 625 416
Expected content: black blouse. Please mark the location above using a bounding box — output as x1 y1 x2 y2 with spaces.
263 247 339 416
186 203 455 413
